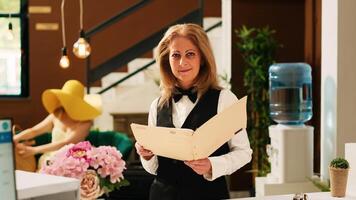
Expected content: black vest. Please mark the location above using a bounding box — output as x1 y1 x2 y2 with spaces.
156 88 230 199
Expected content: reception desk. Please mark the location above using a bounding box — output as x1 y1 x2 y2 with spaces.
15 170 355 200
16 170 79 200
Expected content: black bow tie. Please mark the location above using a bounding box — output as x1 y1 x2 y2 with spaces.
173 87 198 103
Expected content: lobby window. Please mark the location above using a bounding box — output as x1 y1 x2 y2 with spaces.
0 0 28 97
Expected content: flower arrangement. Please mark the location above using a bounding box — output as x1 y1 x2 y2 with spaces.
40 141 129 200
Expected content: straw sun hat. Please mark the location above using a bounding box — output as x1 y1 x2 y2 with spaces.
42 80 102 121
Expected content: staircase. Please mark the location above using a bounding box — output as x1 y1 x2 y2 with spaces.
82 0 232 132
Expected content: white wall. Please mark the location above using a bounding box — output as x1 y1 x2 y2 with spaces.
221 0 232 83
321 0 356 180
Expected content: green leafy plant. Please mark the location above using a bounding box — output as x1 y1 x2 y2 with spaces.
308 177 330 192
330 157 350 169
218 71 231 89
236 26 280 177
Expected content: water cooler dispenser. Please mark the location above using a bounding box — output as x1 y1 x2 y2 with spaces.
255 63 319 196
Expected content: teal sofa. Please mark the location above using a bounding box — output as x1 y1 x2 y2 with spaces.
33 130 133 161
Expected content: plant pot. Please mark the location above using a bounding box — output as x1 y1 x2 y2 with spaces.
329 167 349 197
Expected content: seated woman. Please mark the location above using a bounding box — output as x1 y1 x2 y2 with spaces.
13 80 102 169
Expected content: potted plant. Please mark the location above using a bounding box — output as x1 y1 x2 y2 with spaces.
329 157 350 197
235 26 280 177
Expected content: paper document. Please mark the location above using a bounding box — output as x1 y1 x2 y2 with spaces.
131 96 247 161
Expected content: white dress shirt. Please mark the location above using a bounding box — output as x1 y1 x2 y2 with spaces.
140 89 252 181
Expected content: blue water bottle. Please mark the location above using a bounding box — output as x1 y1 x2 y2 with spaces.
269 63 313 125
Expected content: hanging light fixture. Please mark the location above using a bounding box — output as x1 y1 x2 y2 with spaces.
59 0 70 68
73 0 91 59
60 47 70 68
5 14 14 41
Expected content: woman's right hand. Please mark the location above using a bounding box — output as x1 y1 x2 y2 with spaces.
13 134 20 143
135 142 154 161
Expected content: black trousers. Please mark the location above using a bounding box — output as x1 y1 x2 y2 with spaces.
149 178 230 200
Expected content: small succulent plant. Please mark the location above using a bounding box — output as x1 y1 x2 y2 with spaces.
330 157 349 169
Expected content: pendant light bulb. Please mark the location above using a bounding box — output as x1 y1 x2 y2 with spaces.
5 22 14 41
73 30 91 59
60 55 70 68
59 47 70 68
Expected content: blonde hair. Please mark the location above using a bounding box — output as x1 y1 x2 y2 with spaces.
156 23 221 107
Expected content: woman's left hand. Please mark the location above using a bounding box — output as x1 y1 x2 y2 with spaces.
184 158 212 175
16 143 37 157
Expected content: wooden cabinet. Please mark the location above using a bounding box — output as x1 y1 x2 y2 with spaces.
112 113 148 139
111 113 149 162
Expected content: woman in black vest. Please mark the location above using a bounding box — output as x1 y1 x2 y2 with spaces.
135 23 252 200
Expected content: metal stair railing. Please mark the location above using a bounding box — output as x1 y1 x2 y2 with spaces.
97 59 155 95
85 0 151 38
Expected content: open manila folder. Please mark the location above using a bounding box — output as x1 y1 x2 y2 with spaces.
131 96 247 161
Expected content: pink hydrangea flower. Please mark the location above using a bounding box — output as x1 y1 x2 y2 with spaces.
66 141 92 162
87 146 126 184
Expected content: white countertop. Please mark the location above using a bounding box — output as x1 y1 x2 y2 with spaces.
16 170 79 200
234 192 356 200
